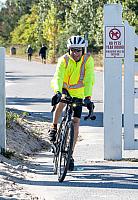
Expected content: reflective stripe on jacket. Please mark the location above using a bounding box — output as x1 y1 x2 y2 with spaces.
63 54 90 89
51 53 95 99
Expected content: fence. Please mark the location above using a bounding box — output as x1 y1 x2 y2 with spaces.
104 4 138 160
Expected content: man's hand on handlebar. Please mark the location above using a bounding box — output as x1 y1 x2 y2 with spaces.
84 97 96 120
84 97 94 111
51 91 62 106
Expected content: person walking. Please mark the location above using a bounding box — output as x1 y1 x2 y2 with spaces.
48 35 95 171
26 45 33 61
39 44 47 64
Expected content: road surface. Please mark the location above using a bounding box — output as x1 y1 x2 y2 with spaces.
5 57 138 200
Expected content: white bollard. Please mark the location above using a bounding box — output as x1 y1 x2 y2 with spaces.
104 4 123 160
0 47 6 153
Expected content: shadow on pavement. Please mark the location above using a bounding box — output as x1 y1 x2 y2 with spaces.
13 161 138 189
6 73 54 82
6 96 104 127
6 97 125 127
6 97 51 105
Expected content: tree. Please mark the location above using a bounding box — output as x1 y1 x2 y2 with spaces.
122 0 138 32
0 0 39 45
11 6 39 46
67 0 105 51
50 0 73 55
43 3 63 63
1 0 138 58
36 0 50 45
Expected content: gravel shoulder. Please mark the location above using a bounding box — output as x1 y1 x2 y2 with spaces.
0 109 52 199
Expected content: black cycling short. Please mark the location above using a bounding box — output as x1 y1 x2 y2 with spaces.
72 102 82 118
62 88 83 119
41 54 46 59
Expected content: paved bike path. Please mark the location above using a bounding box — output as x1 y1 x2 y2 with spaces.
19 127 138 200
5 57 138 200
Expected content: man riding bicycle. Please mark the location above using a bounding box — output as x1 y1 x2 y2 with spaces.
49 35 95 171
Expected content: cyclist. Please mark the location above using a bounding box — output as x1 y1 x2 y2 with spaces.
49 35 95 171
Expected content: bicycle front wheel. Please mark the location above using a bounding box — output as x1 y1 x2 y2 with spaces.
53 121 65 175
57 121 74 182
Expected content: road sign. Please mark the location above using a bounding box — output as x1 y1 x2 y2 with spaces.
105 26 125 58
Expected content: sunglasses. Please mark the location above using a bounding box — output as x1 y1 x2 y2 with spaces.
70 48 82 53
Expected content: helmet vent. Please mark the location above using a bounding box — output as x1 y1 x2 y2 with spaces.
78 37 82 44
74 37 76 44
70 38 73 44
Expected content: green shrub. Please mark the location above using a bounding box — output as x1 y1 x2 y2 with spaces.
6 111 19 128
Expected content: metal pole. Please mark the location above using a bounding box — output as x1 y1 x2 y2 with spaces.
0 47 6 154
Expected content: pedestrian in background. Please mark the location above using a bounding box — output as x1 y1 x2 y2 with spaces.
10 46 16 55
39 44 47 64
26 45 33 61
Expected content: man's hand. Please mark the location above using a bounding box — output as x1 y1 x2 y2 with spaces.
51 91 62 106
84 97 93 110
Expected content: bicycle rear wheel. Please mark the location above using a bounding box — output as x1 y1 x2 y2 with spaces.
57 121 74 182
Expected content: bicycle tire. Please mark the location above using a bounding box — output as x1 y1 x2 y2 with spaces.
53 121 65 174
57 121 74 182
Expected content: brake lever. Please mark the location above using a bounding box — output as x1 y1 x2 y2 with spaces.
90 103 96 120
84 103 96 120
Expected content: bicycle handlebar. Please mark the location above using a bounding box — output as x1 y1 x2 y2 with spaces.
51 97 96 121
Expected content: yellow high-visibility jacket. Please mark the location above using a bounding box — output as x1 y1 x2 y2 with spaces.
51 53 95 99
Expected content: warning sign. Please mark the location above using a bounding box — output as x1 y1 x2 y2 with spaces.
105 26 125 58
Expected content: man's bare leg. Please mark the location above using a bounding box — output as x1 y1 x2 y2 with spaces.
72 117 80 153
53 102 65 125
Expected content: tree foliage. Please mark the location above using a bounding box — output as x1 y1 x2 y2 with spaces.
0 0 39 44
67 0 105 51
36 0 50 45
0 0 137 61
11 5 39 46
43 3 63 63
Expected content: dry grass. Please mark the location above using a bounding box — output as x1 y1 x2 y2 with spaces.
6 46 104 67
93 53 103 69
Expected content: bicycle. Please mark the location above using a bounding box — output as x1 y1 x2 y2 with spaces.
51 95 96 182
